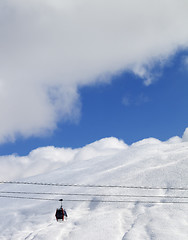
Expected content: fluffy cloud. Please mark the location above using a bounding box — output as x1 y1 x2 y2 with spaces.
182 128 188 142
0 0 188 142
122 93 149 106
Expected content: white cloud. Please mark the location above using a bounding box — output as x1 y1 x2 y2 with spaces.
122 93 149 106
182 128 188 142
122 96 131 106
0 0 188 142
183 56 188 68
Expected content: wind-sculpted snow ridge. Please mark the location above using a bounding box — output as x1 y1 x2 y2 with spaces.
0 134 188 239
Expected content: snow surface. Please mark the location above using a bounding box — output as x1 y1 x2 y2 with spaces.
0 133 188 240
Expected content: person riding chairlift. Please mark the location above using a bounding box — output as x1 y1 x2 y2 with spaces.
55 199 68 221
55 207 67 221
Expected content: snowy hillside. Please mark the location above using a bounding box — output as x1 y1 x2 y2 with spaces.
0 131 188 240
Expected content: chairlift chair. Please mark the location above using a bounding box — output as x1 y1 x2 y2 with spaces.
55 199 67 221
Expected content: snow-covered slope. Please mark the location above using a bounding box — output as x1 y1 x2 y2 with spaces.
0 133 188 240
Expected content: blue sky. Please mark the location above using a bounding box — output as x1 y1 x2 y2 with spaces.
1 50 188 156
0 1 188 156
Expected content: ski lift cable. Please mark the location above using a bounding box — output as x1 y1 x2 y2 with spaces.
0 191 188 199
0 195 58 201
0 194 188 204
1 181 188 191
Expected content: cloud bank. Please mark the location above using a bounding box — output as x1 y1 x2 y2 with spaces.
0 0 188 142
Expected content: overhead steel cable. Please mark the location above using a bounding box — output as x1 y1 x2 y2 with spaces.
0 195 188 204
1 181 188 191
0 191 188 199
0 195 58 201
